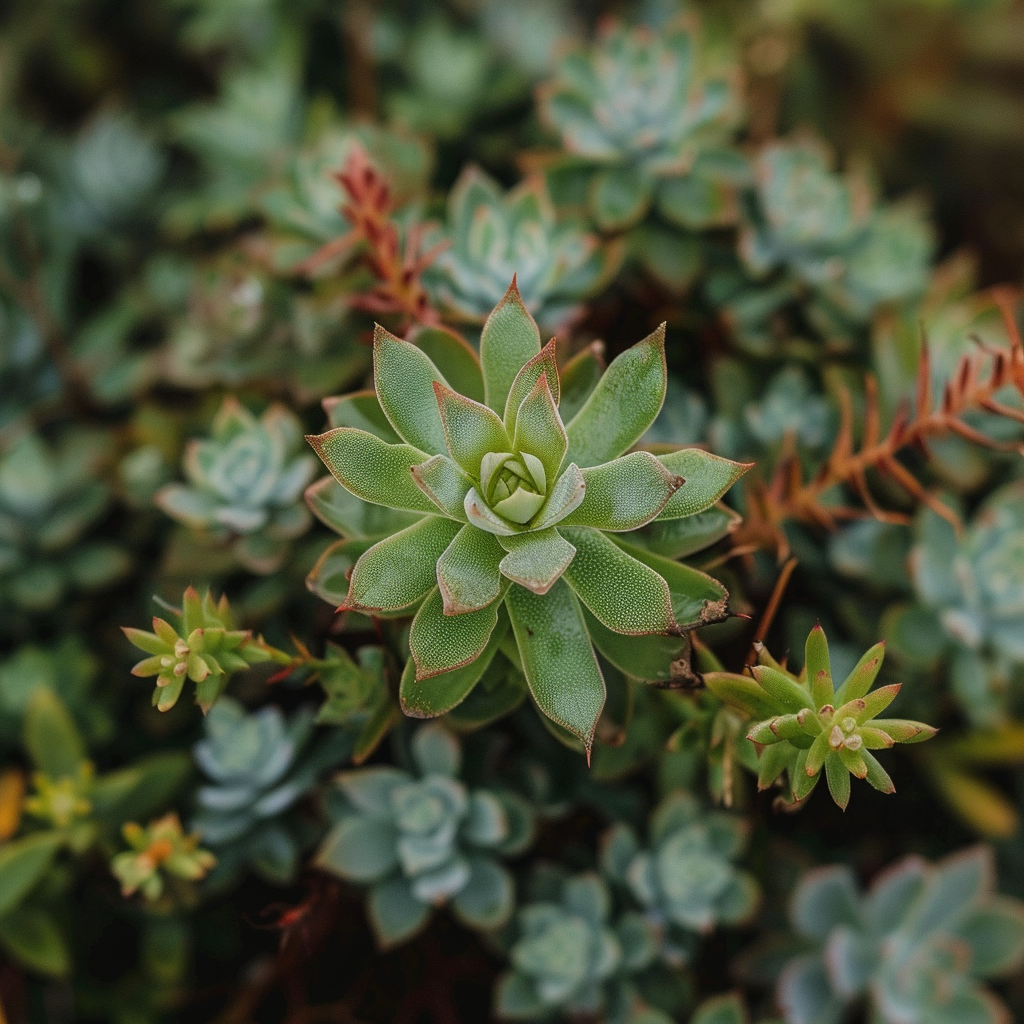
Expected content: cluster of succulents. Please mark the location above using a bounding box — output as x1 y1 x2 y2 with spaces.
112 815 216 901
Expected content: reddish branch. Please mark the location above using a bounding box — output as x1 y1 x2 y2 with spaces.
297 145 446 329
737 290 1024 558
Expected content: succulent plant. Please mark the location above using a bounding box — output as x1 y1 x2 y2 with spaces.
0 430 129 613
495 870 664 1023
707 626 936 809
308 281 746 752
601 791 759 956
317 723 534 946
538 18 741 234
779 847 1024 1024
124 586 280 713
157 397 317 573
112 814 216 902
426 169 614 333
191 696 350 885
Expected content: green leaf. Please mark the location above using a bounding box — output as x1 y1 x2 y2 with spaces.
0 832 63 918
497 529 576 594
307 538 372 607
750 666 814 714
560 452 682 531
512 373 566 488
654 449 751 520
400 616 509 719
409 586 504 680
825 752 851 809
635 505 740 558
305 476 422 539
506 580 605 753
565 324 666 468
561 527 677 635
24 688 86 779
451 857 514 930
0 908 70 977
324 390 401 441
345 517 460 613
307 428 435 514
805 625 834 708
373 325 449 455
558 342 604 423
834 642 885 705
590 165 654 231
855 684 900 723
444 659 528 731
437 525 505 613
465 488 520 536
691 993 750 1024
410 455 471 521
504 339 560 433
704 673 781 719
317 816 399 882
480 277 542 416
434 383 511 478
367 874 432 948
410 325 485 404
532 464 587 530
584 607 689 682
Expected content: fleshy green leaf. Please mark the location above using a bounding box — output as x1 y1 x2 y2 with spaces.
532 464 587 530
635 505 740 558
558 342 605 424
654 449 751 520
436 525 505 613
506 580 605 753
565 324 666 468
825 752 851 809
590 165 654 231
805 625 834 708
584 608 689 682
409 586 504 680
434 383 511 478
410 454 471 521
305 476 422 540
504 339 560 433
560 452 682 531
344 517 460 613
497 529 576 594
367 875 431 948
410 325 485 404
512 373 567 488
373 325 449 455
834 642 885 705
452 857 514 930
704 672 782 720
751 665 814 713
561 527 677 635
464 488 520 536
480 278 542 415
25 688 86 779
324 390 401 441
316 816 399 882
0 832 63 918
307 428 435 514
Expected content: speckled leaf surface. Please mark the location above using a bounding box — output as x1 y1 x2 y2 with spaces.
655 449 750 520
409 586 504 679
436 525 505 614
497 529 576 594
434 383 511 477
480 279 542 415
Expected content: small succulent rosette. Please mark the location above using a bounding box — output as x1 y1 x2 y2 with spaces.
112 814 215 903
779 847 1024 1024
317 724 534 947
157 397 317 573
495 869 667 1024
601 791 759 964
306 279 747 753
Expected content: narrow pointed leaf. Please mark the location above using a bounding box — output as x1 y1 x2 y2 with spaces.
855 684 901 723
704 673 780 719
437 525 505 613
532 464 587 530
409 586 504 680
565 324 666 468
434 383 511 477
506 580 605 752
498 529 576 594
480 278 542 415
805 625 833 709
308 428 435 514
373 326 449 455
305 477 422 539
825 753 851 810
834 643 886 705
504 339 560 432
655 450 751 520
561 526 677 635
871 719 937 743
751 665 814 713
410 325 485 404
324 390 401 440
411 455 471 521
805 730 831 777
558 342 605 423
512 373 566 488
584 609 689 682
838 747 868 779
345 517 460 613
560 452 682 531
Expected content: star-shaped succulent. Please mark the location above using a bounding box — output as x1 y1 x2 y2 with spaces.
308 279 747 754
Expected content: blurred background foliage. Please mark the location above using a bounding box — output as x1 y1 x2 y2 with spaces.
3 0 1024 1022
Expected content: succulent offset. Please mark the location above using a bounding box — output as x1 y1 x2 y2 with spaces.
707 626 936 809
317 724 534 946
157 397 317 573
112 814 215 902
308 280 747 752
780 847 1024 1024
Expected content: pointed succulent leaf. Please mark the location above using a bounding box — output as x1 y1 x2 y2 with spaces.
584 608 689 682
504 339 560 433
480 278 542 415
871 719 937 743
512 373 566 489
654 449 751 521
561 526 677 635
861 750 895 794
307 428 435 514
409 587 504 680
451 857 514 930
497 529 576 594
324 391 401 441
558 342 605 423
317 816 399 883
825 753 851 809
345 517 460 613
436 525 505 614
704 673 780 720
805 625 833 708
751 665 814 714
531 464 587 530
367 874 431 948
855 683 900 723
565 324 667 468
506 580 605 752
833 642 885 705
464 488 520 536
410 455 471 521
410 326 485 404
434 383 511 478
560 452 682 531
804 731 831 776
373 326 449 455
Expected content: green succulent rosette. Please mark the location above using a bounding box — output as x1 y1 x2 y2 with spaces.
307 280 746 753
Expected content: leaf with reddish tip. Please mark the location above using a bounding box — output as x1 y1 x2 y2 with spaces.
480 278 542 415
504 339 560 433
409 325 484 403
825 753 851 809
565 324 666 468
373 326 449 455
560 452 682 531
434 383 511 478
411 455 471 521
704 672 780 720
561 527 677 635
654 450 751 520
506 580 605 753
497 529 576 594
805 625 833 708
512 373 566 487
409 586 504 680
834 643 885 705
437 526 504 613
345 517 460 613
531 464 586 530
750 665 814 714
856 684 901 723
308 428 435 514
871 719 937 743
